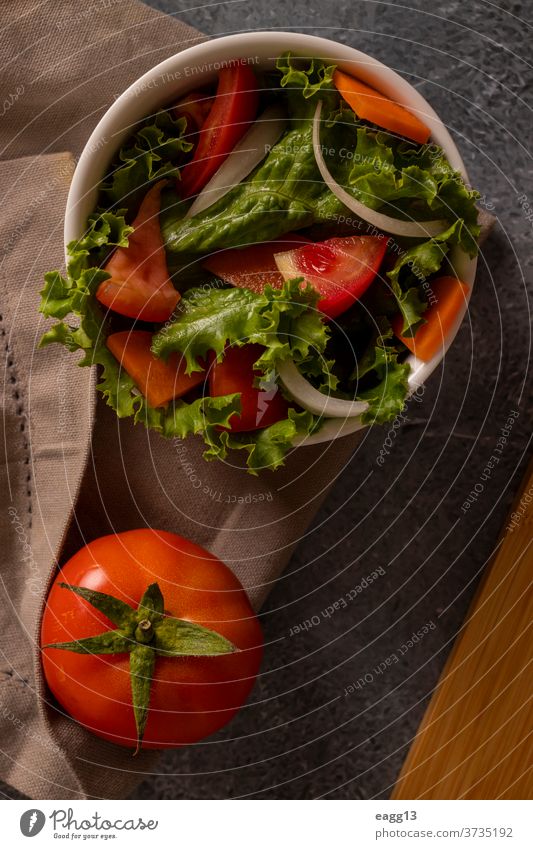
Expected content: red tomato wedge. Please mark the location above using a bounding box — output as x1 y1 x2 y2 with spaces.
96 182 179 322
106 330 204 408
333 69 431 145
202 234 310 295
173 90 214 134
392 276 470 361
179 61 259 199
209 345 289 432
274 235 389 319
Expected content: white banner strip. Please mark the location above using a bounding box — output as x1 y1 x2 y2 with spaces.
3 800 531 847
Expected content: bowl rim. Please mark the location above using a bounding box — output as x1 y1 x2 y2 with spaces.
64 30 477 447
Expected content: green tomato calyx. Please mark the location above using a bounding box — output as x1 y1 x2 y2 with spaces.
42 581 237 753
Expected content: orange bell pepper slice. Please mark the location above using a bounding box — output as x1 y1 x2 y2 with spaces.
106 330 204 408
333 69 431 145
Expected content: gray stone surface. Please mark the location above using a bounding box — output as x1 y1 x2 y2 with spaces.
2 0 531 800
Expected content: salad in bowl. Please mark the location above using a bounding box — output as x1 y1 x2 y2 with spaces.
40 38 480 473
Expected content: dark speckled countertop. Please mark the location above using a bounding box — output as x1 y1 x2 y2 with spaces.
3 0 531 801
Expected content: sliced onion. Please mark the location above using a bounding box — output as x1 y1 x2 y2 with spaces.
292 414 367 446
277 358 368 419
186 105 286 218
312 100 448 239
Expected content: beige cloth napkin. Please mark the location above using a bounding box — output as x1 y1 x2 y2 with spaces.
0 1 361 799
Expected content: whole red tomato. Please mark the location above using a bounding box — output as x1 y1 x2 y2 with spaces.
41 529 263 750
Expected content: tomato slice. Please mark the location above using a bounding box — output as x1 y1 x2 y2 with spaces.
173 90 214 135
179 61 259 199
209 345 289 432
202 234 310 294
274 235 389 319
107 330 204 408
392 276 470 362
96 181 180 322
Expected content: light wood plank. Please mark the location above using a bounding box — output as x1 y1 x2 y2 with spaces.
392 459 533 799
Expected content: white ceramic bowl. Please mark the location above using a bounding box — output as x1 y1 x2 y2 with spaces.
65 31 476 446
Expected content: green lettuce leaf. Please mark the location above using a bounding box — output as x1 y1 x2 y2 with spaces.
386 220 463 335
354 325 410 424
39 217 241 456
151 278 331 385
395 142 480 256
205 408 319 473
101 110 193 213
276 51 338 121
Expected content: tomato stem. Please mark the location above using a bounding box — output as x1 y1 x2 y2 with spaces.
135 619 154 644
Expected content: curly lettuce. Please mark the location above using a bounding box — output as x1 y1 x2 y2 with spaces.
386 219 465 335
275 52 479 261
152 278 329 385
353 324 410 424
276 51 338 121
101 110 193 214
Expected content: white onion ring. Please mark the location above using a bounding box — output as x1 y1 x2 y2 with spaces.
277 358 368 419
